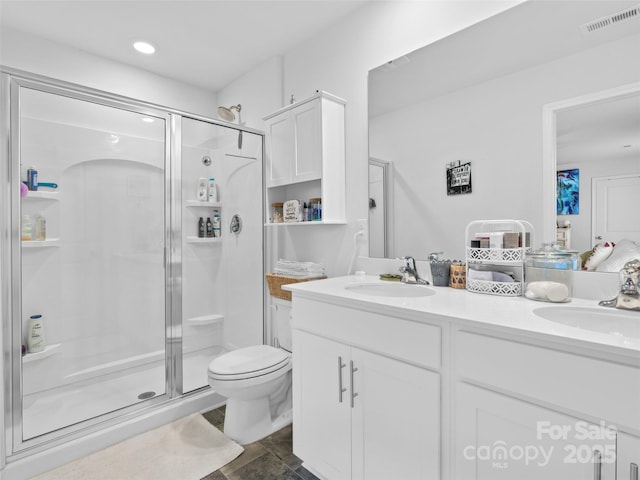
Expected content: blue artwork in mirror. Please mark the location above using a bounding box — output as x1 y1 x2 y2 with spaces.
557 168 579 215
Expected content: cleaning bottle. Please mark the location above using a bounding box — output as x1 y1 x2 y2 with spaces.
27 314 46 353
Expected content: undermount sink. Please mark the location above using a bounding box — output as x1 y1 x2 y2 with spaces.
533 306 640 339
345 282 435 298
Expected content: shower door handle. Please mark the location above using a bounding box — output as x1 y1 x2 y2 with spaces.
337 356 347 403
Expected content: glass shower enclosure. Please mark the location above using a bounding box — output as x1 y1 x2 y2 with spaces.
1 71 264 453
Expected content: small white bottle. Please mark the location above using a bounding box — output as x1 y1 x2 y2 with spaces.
197 177 207 201
27 314 46 353
208 178 218 203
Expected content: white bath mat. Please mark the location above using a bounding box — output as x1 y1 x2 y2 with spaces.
33 414 243 480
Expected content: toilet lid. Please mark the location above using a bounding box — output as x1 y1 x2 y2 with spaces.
208 345 290 380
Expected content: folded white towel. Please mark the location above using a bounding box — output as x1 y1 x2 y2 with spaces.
273 259 325 278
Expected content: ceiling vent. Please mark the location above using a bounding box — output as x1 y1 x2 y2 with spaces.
581 4 640 33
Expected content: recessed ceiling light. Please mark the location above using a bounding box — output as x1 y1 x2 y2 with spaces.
133 41 156 55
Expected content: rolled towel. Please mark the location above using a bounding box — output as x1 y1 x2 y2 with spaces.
492 272 514 283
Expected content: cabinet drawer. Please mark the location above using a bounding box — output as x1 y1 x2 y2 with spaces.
456 331 640 430
293 298 441 369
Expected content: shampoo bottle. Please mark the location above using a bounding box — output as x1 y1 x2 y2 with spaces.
35 213 46 241
208 178 217 203
198 217 205 238
206 217 213 237
21 215 33 241
197 177 207 201
27 314 45 353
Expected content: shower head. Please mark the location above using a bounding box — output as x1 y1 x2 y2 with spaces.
218 104 241 122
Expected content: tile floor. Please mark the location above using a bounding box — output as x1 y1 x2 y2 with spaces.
201 406 319 480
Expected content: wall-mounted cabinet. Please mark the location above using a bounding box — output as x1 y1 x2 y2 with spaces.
263 91 346 225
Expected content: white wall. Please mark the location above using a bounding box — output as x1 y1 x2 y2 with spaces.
217 56 284 129
221 0 523 276
0 27 217 116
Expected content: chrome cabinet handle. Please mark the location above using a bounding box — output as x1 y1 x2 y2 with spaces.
631 462 638 480
350 360 359 408
593 450 601 480
338 357 346 403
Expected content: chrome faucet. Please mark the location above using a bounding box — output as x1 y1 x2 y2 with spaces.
398 256 430 285
599 259 640 311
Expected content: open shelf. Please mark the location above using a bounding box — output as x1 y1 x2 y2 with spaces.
23 191 60 201
185 236 222 244
185 200 221 208
265 221 347 227
185 314 224 326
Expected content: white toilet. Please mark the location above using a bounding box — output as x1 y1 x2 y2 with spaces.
208 300 293 444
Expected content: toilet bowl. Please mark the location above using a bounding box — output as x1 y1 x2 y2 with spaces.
208 344 292 444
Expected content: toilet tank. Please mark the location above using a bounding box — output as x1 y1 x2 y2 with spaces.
270 298 292 352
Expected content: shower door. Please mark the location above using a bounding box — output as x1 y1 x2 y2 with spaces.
13 82 169 442
180 117 264 393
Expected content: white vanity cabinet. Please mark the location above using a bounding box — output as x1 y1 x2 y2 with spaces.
263 91 346 224
456 382 616 479
617 432 640 480
287 276 640 480
454 328 640 480
292 298 441 480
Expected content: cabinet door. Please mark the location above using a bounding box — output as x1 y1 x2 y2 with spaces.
291 99 322 183
293 330 352 480
456 383 616 480
351 348 440 480
617 432 640 480
265 113 293 186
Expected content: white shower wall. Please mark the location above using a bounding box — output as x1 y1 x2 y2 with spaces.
181 120 264 359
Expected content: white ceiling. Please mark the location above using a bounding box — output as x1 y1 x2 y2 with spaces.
0 0 369 92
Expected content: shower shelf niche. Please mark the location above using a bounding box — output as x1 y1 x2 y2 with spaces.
185 201 222 209
23 190 60 201
185 237 222 244
185 314 224 326
23 343 61 364
22 239 61 248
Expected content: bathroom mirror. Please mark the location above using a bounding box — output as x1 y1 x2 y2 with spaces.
368 0 640 260
549 87 640 255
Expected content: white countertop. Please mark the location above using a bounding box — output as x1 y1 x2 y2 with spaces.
285 275 640 355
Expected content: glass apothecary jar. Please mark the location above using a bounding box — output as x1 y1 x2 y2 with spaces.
271 202 284 223
524 243 573 303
